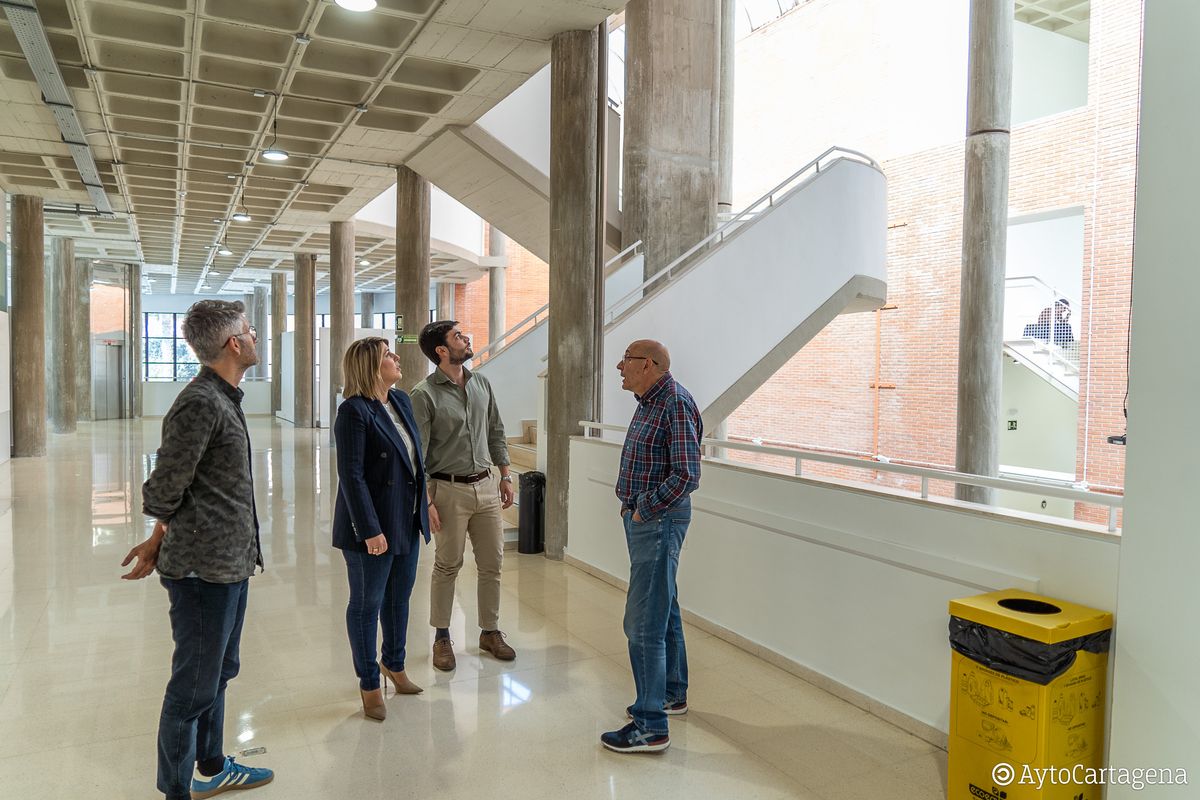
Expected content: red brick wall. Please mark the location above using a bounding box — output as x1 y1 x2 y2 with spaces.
727 0 1140 523
455 225 549 351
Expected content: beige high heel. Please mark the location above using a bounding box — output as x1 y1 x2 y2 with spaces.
380 662 423 694
360 687 387 721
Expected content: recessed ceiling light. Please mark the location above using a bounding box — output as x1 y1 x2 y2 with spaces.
336 0 377 10
232 211 252 223
261 147 289 162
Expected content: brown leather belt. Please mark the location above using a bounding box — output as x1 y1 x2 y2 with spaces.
430 470 490 484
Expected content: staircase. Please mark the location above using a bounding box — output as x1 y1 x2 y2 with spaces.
475 146 889 433
501 419 539 530
1003 276 1080 401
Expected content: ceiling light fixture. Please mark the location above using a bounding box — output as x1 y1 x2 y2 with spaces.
232 210 252 222
336 0 377 11
359 259 370 266
218 244 233 256
261 93 289 162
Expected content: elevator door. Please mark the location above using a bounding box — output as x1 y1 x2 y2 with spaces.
93 343 124 420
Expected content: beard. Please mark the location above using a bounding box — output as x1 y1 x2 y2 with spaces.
449 347 473 365
241 347 261 368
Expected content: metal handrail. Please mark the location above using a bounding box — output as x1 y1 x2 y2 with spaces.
578 421 1122 533
604 145 882 325
472 240 646 364
1005 274 1080 312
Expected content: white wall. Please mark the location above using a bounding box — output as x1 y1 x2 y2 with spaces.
733 0 969 205
1000 357 1077 475
142 379 272 416
477 65 551 178
1012 20 1089 125
1004 210 1085 340
566 437 1120 735
1108 1 1200 791
355 184 483 258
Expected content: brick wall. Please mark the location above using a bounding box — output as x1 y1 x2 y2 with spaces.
726 0 1140 523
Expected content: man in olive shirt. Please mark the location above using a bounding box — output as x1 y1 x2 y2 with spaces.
120 300 274 800
412 320 516 670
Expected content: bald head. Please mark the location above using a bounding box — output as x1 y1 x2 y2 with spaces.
629 339 670 371
619 339 672 396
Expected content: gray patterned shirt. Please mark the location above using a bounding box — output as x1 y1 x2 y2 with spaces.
143 367 262 583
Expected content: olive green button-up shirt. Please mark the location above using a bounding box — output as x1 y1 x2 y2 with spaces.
410 366 510 476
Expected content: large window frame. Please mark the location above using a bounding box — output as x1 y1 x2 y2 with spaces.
144 312 202 381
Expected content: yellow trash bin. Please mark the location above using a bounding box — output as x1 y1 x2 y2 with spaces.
947 589 1112 800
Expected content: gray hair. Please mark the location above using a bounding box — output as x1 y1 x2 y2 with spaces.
181 300 245 365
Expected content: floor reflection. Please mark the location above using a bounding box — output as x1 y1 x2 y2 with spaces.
0 417 946 799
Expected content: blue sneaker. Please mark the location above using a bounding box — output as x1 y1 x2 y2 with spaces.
601 721 670 753
626 699 688 719
191 756 275 798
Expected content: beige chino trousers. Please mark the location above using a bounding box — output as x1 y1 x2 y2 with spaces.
428 471 505 630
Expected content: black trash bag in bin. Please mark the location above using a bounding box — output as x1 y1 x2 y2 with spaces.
948 616 1111 686
517 471 546 554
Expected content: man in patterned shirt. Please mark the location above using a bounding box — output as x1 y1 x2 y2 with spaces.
601 339 703 754
121 300 274 800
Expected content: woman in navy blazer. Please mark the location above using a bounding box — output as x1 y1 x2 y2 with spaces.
332 337 431 721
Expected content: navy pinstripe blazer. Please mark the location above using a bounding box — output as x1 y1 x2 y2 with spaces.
331 390 431 555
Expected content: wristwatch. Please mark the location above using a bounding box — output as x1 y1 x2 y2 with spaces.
500 475 513 483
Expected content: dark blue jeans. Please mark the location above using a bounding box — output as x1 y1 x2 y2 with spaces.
623 500 690 736
343 546 420 690
157 577 248 799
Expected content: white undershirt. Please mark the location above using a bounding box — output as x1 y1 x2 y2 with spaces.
384 401 417 469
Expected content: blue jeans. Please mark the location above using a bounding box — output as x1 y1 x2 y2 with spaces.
343 546 420 690
157 577 248 799
623 500 690 735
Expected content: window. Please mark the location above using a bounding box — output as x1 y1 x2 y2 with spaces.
144 312 201 381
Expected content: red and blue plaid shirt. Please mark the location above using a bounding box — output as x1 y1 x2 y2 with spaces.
616 372 703 519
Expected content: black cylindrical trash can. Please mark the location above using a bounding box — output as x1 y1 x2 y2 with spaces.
518 471 545 554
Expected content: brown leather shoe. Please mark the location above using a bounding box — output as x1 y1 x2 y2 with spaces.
479 630 516 661
360 688 386 721
432 638 456 671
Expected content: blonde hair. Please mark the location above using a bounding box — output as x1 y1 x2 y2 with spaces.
341 337 390 399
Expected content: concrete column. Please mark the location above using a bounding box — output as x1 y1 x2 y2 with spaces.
127 263 142 418
394 165 430 393
360 291 376 329
48 239 77 433
622 0 719 277
435 281 455 321
271 272 286 415
74 258 92 421
252 286 267 381
545 28 599 560
293 252 316 427
488 227 508 346
329 220 355 426
954 0 1012 505
1108 1 1200 785
717 0 736 217
242 292 257 378
13 196 46 456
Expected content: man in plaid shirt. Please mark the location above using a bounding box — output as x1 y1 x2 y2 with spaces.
601 339 702 754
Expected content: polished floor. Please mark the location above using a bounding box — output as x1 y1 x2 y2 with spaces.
0 418 946 799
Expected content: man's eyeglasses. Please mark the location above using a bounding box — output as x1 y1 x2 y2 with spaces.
621 355 658 366
228 326 256 346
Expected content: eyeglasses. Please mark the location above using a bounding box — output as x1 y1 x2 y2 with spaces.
228 326 257 346
620 354 658 366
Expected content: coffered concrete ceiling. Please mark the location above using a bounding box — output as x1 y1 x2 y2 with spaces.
0 0 623 294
